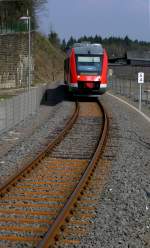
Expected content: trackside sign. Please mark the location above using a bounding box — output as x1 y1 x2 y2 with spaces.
138 72 144 84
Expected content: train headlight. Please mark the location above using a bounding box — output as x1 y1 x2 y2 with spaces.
77 75 80 79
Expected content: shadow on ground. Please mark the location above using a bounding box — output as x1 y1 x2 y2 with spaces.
41 84 99 106
41 85 67 106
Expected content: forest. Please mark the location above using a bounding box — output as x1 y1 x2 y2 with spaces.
60 35 150 58
48 31 150 58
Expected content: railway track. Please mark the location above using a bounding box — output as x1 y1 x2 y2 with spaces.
0 99 109 248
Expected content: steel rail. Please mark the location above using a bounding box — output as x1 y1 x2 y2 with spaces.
0 101 79 197
37 99 109 248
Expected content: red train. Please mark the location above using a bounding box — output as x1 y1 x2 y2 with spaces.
64 42 108 96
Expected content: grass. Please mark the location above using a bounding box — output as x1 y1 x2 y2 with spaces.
34 33 64 84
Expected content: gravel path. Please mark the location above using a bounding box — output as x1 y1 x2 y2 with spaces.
78 93 150 248
0 82 74 186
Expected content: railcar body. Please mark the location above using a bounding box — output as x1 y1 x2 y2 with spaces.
64 42 108 96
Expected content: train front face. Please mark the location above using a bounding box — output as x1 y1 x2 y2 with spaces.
68 44 108 96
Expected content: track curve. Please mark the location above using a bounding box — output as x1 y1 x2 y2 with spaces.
0 99 109 248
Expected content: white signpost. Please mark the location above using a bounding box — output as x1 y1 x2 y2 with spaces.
138 72 144 111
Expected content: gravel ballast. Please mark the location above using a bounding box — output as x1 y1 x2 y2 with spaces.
0 83 149 248
0 82 74 186
78 93 150 248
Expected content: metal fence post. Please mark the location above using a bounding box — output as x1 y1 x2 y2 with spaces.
5 100 7 130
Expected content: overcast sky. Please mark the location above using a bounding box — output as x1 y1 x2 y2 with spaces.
38 0 150 42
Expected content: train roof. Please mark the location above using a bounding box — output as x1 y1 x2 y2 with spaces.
72 43 104 55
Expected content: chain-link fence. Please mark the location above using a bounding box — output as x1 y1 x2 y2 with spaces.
110 76 150 106
108 65 150 108
0 85 47 135
0 22 29 34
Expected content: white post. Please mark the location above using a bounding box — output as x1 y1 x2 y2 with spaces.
28 16 31 90
138 72 144 111
139 84 142 111
19 13 31 91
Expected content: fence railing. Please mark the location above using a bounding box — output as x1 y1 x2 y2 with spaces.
0 85 47 135
0 22 32 34
110 76 150 106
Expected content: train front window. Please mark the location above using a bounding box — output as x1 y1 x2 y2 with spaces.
77 56 101 75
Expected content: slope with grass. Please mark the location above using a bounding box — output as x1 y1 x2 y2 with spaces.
34 33 64 84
